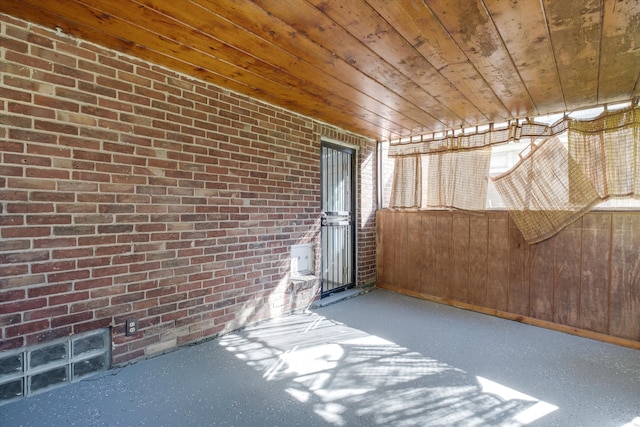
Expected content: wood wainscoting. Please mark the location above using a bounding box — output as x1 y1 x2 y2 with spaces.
376 209 640 349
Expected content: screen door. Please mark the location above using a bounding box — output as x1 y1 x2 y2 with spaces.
321 142 355 296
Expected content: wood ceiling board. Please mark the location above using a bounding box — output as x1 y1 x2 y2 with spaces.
76 0 417 133
425 0 537 119
370 0 467 69
367 0 510 125
483 0 566 116
0 2 377 139
2 0 639 140
190 0 437 133
2 0 395 138
543 0 601 111
139 0 426 131
598 0 640 103
252 0 453 132
307 0 486 129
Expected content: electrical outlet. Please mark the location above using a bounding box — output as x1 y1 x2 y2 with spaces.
125 319 138 336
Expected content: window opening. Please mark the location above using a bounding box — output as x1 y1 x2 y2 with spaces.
0 329 110 406
381 101 640 211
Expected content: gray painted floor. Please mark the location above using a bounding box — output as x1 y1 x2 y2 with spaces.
2 288 640 427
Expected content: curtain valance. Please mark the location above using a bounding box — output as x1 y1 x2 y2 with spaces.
388 104 639 157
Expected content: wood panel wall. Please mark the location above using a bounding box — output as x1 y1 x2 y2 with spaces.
377 210 640 348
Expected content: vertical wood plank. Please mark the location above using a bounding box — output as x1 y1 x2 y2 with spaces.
435 211 453 299
468 214 488 307
421 212 439 296
376 210 383 284
553 218 582 328
451 212 470 303
529 236 555 322
610 213 640 340
487 212 509 311
378 210 396 287
395 212 409 289
580 212 611 334
405 212 423 293
508 216 530 316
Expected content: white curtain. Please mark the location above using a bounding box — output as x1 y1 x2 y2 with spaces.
491 136 600 243
426 148 492 211
389 155 421 209
568 106 639 199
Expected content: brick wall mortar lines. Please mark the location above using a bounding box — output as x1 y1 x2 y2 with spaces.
0 13 377 363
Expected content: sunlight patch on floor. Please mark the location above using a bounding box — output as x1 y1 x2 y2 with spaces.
477 376 558 425
621 417 640 427
220 312 558 426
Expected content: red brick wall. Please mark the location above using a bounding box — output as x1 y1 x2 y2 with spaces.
0 14 377 365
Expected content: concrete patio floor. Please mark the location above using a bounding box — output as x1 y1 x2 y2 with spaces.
2 288 640 426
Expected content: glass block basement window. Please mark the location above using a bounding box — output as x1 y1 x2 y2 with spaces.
0 329 110 406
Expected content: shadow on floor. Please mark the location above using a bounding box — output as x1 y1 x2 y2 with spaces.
1 288 639 426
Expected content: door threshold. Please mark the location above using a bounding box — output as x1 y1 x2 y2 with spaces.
311 287 368 309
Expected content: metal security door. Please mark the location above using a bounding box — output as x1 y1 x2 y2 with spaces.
321 143 355 296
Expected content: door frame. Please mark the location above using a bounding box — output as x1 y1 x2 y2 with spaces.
320 138 358 296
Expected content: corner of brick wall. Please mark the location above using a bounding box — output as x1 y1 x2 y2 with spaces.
0 13 377 365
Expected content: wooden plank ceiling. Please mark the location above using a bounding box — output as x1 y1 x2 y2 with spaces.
2 0 639 140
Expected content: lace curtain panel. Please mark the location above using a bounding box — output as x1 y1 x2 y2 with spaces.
425 148 492 211
491 136 601 244
567 106 640 199
389 149 491 210
389 155 421 208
